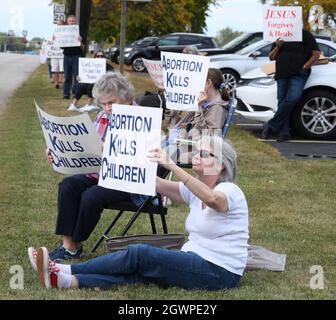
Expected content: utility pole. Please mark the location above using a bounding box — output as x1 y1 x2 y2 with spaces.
76 0 81 25
119 0 151 75
119 0 127 75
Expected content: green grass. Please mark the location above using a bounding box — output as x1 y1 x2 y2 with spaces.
0 65 335 299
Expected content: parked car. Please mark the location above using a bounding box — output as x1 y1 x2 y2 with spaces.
105 36 158 64
124 32 217 72
235 59 336 139
210 38 336 92
199 32 263 56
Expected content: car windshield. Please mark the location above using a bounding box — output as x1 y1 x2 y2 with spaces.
236 40 268 55
222 33 252 50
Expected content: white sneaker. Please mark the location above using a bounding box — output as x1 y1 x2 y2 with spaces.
78 104 100 113
67 103 79 112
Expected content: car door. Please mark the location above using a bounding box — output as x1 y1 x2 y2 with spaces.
242 43 273 74
145 35 181 59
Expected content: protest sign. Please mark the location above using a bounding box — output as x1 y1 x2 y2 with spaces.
45 39 64 59
263 5 303 42
161 51 210 111
54 25 81 47
99 104 162 196
36 102 102 175
78 58 106 84
143 58 164 89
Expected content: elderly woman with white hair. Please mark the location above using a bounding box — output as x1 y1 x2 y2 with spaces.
30 136 248 291
38 72 150 262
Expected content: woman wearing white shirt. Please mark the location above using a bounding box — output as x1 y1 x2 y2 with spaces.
29 136 248 290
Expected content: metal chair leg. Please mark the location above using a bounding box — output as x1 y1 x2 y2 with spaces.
91 210 124 253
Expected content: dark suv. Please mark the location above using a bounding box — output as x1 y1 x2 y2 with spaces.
105 36 158 64
124 32 217 72
199 32 263 56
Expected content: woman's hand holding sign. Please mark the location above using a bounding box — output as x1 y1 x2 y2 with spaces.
147 147 175 170
45 148 53 164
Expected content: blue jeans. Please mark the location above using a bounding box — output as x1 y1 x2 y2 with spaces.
63 55 80 97
268 68 310 136
71 244 241 290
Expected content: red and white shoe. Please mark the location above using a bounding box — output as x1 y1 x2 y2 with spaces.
36 247 60 289
28 247 38 271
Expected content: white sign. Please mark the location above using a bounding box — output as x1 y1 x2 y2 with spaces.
161 51 210 111
45 39 64 59
53 3 66 24
143 58 164 89
54 25 80 47
36 102 102 175
78 58 106 84
99 104 162 196
263 5 303 42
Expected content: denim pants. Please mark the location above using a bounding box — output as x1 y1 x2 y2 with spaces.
63 55 80 97
71 244 241 290
268 68 310 136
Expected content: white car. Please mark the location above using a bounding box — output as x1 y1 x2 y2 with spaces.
236 60 336 139
210 38 336 92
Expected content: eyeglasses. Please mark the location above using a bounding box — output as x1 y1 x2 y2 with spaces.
192 149 215 159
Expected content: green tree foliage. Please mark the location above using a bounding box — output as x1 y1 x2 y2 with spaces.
215 27 242 47
271 0 336 30
89 0 217 44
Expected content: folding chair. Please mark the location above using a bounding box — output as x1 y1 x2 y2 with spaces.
91 105 169 253
174 95 237 169
91 188 169 253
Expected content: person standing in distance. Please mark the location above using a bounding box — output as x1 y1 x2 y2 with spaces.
261 29 320 142
62 15 84 100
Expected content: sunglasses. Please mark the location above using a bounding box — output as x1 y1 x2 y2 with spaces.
193 149 215 158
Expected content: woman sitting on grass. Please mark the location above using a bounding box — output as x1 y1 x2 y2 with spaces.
28 136 249 291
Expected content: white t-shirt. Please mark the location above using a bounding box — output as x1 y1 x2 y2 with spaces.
179 181 249 276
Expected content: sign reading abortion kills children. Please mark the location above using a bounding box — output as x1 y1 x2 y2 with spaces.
78 58 106 84
54 25 81 47
45 39 64 59
99 104 162 196
161 51 210 112
36 103 102 175
143 58 164 89
263 6 303 42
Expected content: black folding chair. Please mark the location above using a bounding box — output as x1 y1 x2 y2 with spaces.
91 187 169 253
174 95 237 169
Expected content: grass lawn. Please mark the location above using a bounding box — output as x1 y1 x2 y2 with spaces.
0 64 335 300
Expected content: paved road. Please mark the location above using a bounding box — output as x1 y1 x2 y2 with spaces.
234 115 336 160
0 53 40 115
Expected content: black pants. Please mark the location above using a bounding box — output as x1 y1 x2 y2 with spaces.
74 83 94 100
55 175 132 242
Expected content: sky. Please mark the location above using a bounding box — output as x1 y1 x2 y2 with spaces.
0 0 264 40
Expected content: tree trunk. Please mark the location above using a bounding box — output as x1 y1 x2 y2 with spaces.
68 0 92 55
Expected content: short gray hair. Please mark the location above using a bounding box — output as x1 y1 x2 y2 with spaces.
92 72 135 104
199 136 237 183
183 45 199 55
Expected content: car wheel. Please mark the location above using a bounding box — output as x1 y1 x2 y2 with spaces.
220 69 240 93
292 89 336 139
132 57 146 72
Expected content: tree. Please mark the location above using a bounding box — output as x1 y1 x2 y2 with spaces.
89 0 217 44
215 27 242 47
